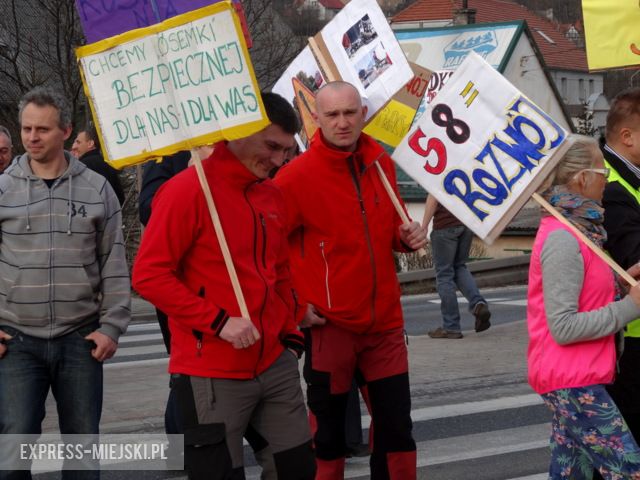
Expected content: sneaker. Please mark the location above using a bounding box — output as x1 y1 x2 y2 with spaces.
473 302 491 332
427 327 463 339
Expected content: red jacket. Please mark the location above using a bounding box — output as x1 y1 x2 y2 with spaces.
132 143 303 378
274 132 410 334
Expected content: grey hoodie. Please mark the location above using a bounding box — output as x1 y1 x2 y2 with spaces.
0 152 130 341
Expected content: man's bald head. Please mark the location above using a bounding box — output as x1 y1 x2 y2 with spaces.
313 81 367 152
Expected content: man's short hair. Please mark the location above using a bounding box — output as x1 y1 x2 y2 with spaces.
18 87 72 129
80 124 101 151
605 87 640 141
0 125 11 146
262 92 299 135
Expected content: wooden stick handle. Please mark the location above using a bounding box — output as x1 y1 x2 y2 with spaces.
192 150 251 319
374 161 427 258
532 192 636 286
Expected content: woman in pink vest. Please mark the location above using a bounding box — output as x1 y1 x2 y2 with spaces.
528 134 640 479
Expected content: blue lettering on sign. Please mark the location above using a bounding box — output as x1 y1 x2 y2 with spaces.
444 95 566 221
443 30 499 69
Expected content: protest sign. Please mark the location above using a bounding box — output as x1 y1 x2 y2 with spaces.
75 0 251 47
393 52 570 244
583 0 640 70
308 0 413 121
272 46 327 146
76 2 266 169
364 63 432 147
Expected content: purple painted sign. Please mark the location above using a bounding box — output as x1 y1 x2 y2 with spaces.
75 0 251 47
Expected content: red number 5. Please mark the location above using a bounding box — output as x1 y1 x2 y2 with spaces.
408 128 448 174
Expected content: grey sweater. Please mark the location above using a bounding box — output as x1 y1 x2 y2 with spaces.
541 229 640 345
0 152 130 341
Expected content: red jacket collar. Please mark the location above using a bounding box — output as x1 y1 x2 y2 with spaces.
203 141 262 188
310 130 386 170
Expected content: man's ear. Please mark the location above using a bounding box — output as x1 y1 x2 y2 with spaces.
62 125 73 142
312 111 320 127
620 126 634 147
361 105 368 119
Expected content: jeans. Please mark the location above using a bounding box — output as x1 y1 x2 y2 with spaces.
431 225 485 332
0 322 103 480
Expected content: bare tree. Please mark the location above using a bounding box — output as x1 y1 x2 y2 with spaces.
0 0 86 146
0 0 311 267
243 0 307 89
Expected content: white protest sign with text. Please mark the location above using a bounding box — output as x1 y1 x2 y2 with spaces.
77 2 266 169
393 52 568 243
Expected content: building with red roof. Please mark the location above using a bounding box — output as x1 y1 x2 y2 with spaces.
391 0 605 124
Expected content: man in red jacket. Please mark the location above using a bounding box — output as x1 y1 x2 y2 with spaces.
132 93 315 480
274 81 427 480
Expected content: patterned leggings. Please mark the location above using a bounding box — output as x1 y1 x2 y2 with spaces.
542 385 640 479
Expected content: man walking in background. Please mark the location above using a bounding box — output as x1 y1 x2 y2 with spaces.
71 126 125 206
594 87 640 480
0 125 13 172
423 195 491 339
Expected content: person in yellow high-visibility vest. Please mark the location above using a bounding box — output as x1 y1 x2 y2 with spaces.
600 87 640 458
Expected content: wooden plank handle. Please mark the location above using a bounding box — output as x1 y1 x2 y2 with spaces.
374 161 427 258
532 192 636 286
192 150 251 319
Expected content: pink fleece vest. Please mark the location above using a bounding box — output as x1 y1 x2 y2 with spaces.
527 216 616 394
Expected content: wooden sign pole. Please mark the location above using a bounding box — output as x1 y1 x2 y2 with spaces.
192 150 251 319
532 192 636 286
374 161 427 257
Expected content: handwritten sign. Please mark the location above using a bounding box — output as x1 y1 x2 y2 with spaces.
583 0 640 70
75 0 251 47
76 3 266 169
393 52 569 243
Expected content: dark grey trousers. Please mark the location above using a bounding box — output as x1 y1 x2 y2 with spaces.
172 350 315 480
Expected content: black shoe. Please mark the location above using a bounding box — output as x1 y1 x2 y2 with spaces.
473 302 491 332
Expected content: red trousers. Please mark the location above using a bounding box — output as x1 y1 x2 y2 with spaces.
303 323 417 480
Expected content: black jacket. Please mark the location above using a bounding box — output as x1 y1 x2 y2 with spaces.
602 143 640 269
138 151 190 226
79 149 125 206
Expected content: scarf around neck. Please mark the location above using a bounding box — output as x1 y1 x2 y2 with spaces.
542 184 607 248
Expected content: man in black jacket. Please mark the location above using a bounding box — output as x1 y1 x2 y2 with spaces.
595 87 640 480
72 126 125 206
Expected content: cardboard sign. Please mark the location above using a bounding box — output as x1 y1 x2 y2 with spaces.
272 46 327 146
76 3 266 169
364 63 432 147
393 52 569 244
75 0 252 47
309 0 413 121
583 0 640 70
291 78 319 142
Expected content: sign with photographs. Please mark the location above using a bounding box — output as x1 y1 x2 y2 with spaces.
309 0 413 121
272 46 327 146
